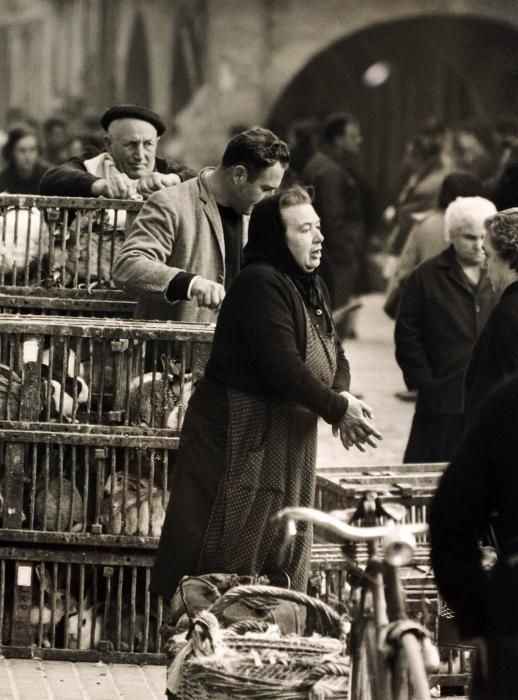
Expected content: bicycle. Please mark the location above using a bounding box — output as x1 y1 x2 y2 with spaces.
274 497 439 700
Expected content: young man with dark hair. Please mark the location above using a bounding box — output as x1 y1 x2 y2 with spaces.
112 127 289 322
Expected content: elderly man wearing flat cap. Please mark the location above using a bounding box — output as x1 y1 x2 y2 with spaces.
39 104 194 198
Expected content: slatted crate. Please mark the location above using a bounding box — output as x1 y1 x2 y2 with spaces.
314 470 471 693
315 465 446 531
0 543 167 663
0 315 213 429
0 424 176 536
0 195 142 317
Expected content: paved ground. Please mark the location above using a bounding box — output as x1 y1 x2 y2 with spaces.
0 658 166 700
0 295 437 699
317 292 413 471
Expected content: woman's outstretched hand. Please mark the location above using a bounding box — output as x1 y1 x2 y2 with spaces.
332 392 383 452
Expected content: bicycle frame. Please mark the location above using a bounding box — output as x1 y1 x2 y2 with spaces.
274 506 437 700
349 549 432 700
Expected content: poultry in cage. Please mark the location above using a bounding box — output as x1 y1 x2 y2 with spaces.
51 209 126 289
0 359 88 422
101 471 166 537
0 206 49 281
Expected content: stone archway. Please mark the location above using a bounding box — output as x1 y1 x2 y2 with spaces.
268 13 518 204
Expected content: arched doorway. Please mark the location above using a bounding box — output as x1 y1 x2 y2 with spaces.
269 15 518 205
124 13 151 106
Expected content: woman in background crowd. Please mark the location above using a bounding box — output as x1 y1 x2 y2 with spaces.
0 126 49 194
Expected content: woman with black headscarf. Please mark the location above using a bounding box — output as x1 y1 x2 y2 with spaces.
151 185 381 600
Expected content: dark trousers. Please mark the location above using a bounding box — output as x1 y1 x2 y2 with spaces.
471 635 518 700
403 413 466 463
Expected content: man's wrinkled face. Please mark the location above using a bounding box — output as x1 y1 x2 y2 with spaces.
105 118 158 178
232 161 286 214
451 225 485 266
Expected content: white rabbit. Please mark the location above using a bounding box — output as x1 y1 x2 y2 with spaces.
30 565 78 648
67 591 103 650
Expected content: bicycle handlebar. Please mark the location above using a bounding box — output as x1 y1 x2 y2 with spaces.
274 507 428 542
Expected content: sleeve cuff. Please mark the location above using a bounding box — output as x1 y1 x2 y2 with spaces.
166 273 198 302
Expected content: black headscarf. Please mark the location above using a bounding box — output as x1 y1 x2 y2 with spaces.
243 194 327 314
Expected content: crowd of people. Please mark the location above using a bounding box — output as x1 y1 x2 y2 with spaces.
2 100 518 696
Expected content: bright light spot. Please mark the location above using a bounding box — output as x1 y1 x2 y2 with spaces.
363 61 391 87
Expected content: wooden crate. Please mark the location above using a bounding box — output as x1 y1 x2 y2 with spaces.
314 471 470 692
0 315 213 429
0 195 142 317
0 543 166 663
0 424 176 536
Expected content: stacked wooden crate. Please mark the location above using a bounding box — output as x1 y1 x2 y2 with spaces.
0 195 212 662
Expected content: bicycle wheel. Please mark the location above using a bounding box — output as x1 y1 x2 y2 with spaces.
350 591 384 700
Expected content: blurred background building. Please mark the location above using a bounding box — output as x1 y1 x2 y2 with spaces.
2 0 518 204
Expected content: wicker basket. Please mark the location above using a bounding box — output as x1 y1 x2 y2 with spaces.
168 584 349 700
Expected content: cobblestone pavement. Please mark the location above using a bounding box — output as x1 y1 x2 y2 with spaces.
317 293 414 471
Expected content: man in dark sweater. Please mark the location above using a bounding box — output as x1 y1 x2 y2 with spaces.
39 104 194 199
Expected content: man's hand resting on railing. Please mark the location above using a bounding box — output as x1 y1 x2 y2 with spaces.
91 171 181 200
333 392 383 451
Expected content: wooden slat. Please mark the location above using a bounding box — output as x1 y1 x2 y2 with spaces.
0 314 215 341
0 195 144 211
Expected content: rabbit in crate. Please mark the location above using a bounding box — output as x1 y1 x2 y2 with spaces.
128 368 192 429
52 209 126 289
30 564 78 648
67 589 103 650
34 475 84 532
0 338 89 423
101 471 167 537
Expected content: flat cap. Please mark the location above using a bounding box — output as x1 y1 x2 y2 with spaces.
100 104 166 135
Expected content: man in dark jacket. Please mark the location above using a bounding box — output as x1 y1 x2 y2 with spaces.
465 208 518 424
395 196 497 462
430 375 518 699
39 104 195 198
302 113 374 338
